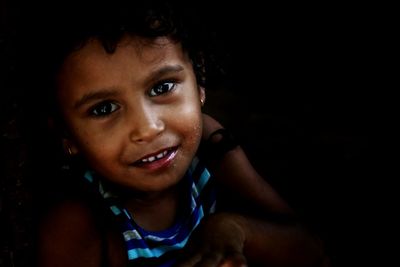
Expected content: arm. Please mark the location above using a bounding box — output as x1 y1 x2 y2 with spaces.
177 210 330 267
215 212 330 267
178 114 330 266
179 212 329 267
36 200 103 267
201 113 293 214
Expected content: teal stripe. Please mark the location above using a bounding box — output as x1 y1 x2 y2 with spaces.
123 209 132 219
84 171 94 183
127 232 190 259
196 169 210 193
189 157 199 174
126 211 203 260
110 205 122 215
84 158 216 264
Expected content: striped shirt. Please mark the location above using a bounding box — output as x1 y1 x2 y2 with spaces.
84 157 216 266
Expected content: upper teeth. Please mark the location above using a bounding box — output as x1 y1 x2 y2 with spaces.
141 150 168 163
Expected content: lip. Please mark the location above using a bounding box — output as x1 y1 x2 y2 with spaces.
132 146 178 171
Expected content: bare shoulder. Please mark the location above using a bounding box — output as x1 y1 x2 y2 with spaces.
201 113 293 215
201 113 224 139
37 199 103 267
39 199 100 239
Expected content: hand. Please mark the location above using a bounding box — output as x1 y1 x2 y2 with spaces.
176 213 248 267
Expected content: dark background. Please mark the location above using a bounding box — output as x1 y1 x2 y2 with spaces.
202 3 390 267
1 1 390 266
201 4 385 267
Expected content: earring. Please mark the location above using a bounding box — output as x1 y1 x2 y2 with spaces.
66 145 73 156
200 98 205 106
63 140 73 156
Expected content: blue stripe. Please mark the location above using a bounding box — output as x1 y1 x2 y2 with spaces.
123 205 203 250
84 158 216 264
127 233 191 259
158 259 176 267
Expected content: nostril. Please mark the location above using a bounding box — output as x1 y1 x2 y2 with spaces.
130 120 165 143
128 105 165 143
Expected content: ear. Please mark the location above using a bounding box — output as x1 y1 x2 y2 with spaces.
199 86 206 106
49 116 79 156
62 138 79 156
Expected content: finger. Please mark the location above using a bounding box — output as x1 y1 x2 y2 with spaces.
194 252 223 267
219 253 247 267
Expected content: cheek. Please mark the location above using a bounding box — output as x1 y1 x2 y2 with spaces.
182 124 202 155
174 104 203 150
82 142 123 177
71 126 121 162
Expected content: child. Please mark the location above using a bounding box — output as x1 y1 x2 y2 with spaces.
20 1 329 266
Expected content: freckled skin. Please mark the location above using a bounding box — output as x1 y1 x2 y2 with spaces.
56 36 204 197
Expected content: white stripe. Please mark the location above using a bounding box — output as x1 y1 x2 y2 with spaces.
123 230 142 240
190 196 197 212
191 183 199 199
126 216 202 260
145 233 178 242
127 235 188 259
123 228 180 242
209 201 216 213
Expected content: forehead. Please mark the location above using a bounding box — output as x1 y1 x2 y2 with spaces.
58 36 189 79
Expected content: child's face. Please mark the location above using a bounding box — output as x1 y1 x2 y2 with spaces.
56 36 204 193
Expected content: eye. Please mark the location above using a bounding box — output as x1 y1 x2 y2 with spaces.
149 81 176 97
90 101 119 117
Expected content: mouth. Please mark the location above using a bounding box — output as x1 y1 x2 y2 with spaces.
132 146 178 169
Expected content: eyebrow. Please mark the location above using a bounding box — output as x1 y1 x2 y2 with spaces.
144 64 185 85
73 89 119 109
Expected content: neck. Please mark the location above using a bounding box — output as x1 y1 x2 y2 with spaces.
122 182 186 232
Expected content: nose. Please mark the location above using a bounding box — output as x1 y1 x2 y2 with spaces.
129 105 165 143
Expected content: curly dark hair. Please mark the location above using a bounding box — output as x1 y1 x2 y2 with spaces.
14 0 226 183
45 1 209 82
4 2 226 266
21 0 222 110
20 0 224 113
18 1 224 148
